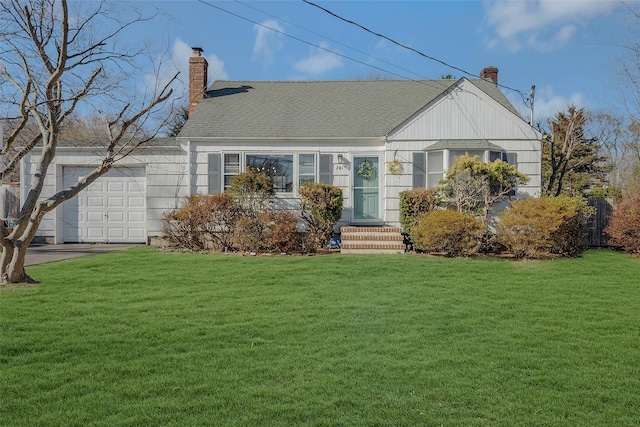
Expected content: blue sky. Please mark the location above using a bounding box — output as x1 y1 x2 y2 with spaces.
129 0 639 124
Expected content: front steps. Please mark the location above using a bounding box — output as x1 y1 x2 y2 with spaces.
340 226 405 254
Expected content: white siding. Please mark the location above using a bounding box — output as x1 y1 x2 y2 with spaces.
390 80 540 141
21 146 187 243
188 140 385 227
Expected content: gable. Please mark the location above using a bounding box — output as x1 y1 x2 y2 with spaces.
388 79 540 141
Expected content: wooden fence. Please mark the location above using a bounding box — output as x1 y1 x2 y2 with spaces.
585 198 613 247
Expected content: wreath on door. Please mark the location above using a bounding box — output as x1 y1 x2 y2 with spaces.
356 161 376 180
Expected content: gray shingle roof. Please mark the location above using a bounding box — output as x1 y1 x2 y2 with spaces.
178 78 522 140
58 136 178 148
425 140 505 151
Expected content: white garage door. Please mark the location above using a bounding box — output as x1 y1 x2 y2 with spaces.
62 167 146 243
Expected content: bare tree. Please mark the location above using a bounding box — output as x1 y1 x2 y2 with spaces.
0 0 178 283
617 2 640 123
585 111 640 191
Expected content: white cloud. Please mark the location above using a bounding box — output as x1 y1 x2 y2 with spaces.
294 42 343 76
483 0 617 51
253 19 284 66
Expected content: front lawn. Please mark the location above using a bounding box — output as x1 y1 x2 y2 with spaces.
2 248 640 426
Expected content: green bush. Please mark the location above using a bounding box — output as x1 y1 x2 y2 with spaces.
399 188 439 236
299 183 343 252
228 168 275 216
411 209 484 256
162 193 240 252
496 196 593 258
605 192 640 254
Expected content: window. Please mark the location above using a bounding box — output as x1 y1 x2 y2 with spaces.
208 152 330 194
224 153 240 191
246 154 294 193
298 154 315 188
489 151 508 162
427 151 444 188
412 152 426 188
449 150 484 168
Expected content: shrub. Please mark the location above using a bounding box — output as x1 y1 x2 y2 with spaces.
399 188 439 236
299 183 343 251
228 168 275 216
441 154 529 225
589 186 622 201
496 196 593 258
235 216 264 252
605 192 640 254
258 210 301 253
411 209 484 256
162 193 240 252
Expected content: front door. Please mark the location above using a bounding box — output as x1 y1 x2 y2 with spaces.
353 156 380 222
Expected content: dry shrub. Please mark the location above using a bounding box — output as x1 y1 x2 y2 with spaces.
162 193 240 252
299 183 343 252
399 188 439 236
497 196 593 258
605 192 640 254
411 210 483 256
258 210 300 253
234 216 263 252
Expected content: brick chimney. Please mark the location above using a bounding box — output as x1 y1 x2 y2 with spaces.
189 47 208 115
480 66 498 85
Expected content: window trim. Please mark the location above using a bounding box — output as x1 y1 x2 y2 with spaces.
223 153 241 192
421 144 512 189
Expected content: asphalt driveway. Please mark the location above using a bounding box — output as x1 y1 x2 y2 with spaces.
25 244 143 266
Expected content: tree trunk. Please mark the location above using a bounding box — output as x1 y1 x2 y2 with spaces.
0 241 35 284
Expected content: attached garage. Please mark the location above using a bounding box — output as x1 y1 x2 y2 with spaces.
62 167 147 243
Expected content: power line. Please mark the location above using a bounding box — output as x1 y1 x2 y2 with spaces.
196 0 532 117
195 0 451 92
232 0 430 81
301 0 530 99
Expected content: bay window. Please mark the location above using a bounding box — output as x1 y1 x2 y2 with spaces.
419 141 512 189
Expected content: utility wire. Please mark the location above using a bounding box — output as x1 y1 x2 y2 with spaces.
301 0 530 100
196 0 451 91
233 0 430 81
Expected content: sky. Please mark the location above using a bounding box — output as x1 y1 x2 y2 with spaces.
127 0 639 124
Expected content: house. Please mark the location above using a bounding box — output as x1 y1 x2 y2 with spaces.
22 48 541 245
178 49 541 228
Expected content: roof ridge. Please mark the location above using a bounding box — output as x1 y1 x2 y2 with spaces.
210 79 457 84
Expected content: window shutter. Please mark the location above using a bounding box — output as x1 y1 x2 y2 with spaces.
412 152 426 188
319 154 332 184
506 153 517 166
208 153 221 194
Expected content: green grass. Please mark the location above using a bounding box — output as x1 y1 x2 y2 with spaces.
2 248 640 426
